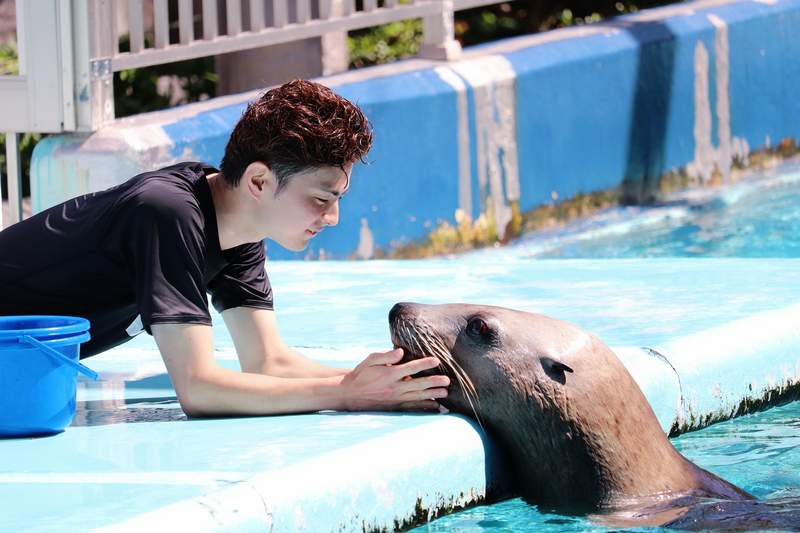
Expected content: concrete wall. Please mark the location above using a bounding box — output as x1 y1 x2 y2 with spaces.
31 0 800 260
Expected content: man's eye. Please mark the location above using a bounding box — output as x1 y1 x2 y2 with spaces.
314 197 328 205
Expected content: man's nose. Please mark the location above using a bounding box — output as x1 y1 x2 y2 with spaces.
323 199 339 226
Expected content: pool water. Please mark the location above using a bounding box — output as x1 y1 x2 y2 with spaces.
512 165 800 259
411 400 800 532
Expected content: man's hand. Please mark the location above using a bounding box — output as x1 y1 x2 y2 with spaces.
339 348 450 412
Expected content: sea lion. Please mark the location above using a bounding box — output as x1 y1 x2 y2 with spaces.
388 302 800 529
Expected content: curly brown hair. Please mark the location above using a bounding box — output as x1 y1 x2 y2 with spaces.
220 79 373 190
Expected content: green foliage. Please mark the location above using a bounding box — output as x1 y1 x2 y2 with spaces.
0 40 18 75
114 36 217 118
454 1 654 46
348 19 423 69
0 133 40 199
347 1 677 67
0 41 33 199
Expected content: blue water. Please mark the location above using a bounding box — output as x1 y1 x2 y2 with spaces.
412 401 800 532
513 167 800 259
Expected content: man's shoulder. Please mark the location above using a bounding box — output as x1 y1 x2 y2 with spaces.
126 162 212 216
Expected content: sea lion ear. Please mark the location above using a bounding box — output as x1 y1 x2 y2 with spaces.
541 356 574 375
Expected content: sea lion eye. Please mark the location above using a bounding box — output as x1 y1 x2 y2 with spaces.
467 317 490 338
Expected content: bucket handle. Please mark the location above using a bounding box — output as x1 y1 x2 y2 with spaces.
19 334 99 381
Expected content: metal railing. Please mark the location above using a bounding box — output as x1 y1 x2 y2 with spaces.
87 0 501 128
0 0 505 228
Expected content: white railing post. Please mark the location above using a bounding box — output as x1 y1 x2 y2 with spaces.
74 0 116 130
90 0 117 127
227 0 242 35
128 0 145 53
154 0 170 47
72 0 92 130
203 0 219 40
3 133 23 227
249 0 266 31
178 0 195 44
272 0 289 28
296 0 312 23
419 0 462 60
319 0 332 19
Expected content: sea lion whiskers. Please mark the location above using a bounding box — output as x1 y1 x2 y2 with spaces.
435 339 480 405
395 319 483 427
419 327 484 428
420 323 479 401
400 320 472 399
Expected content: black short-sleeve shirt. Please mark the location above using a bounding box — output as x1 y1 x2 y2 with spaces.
0 162 273 358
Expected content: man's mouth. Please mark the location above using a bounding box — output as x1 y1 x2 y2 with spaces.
306 229 320 236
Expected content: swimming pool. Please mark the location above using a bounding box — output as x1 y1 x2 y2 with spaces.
503 163 800 259
412 401 800 532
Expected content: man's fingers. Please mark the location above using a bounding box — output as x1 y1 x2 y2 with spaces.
401 387 448 402
364 348 404 367
398 400 441 412
394 356 441 378
400 374 450 392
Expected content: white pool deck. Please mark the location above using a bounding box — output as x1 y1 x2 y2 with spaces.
2 258 800 531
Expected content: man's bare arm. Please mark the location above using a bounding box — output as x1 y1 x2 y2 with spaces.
152 322 449 417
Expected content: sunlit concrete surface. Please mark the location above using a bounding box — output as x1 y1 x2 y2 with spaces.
2 257 799 531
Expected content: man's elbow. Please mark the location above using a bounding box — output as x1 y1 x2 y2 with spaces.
177 390 211 418
178 396 214 418
172 374 219 418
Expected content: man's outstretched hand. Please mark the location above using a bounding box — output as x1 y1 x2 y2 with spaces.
339 348 450 412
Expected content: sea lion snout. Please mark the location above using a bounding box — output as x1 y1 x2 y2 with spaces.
388 302 414 324
388 302 424 359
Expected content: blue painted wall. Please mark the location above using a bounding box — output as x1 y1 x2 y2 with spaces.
31 0 800 259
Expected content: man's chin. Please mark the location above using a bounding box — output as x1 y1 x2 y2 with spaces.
278 239 309 252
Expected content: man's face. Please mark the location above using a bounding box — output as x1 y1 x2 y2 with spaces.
265 164 352 252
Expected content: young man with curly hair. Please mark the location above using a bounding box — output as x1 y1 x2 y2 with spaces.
0 80 449 417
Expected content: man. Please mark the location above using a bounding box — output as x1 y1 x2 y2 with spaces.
0 79 449 416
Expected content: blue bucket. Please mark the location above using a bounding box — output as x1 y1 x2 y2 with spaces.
0 316 97 437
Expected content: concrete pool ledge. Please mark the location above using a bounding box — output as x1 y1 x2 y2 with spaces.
648 302 800 433
94 414 509 532
4 298 800 531
615 303 800 434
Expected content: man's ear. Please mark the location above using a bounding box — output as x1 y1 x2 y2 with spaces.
243 162 273 198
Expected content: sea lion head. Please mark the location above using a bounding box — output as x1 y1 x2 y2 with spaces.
389 301 611 421
388 302 688 507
